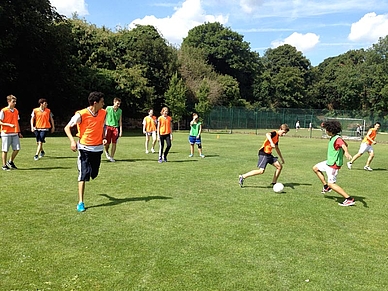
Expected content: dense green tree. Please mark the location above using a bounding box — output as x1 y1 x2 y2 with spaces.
164 72 187 129
0 0 76 118
182 22 261 102
259 45 312 108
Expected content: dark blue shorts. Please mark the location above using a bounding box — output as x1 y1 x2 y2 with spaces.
77 149 102 182
34 130 48 143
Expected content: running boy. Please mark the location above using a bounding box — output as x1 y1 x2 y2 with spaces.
188 113 205 158
0 95 23 170
313 120 355 206
64 92 107 212
30 98 55 160
239 124 289 187
142 109 157 154
104 97 122 162
347 122 381 171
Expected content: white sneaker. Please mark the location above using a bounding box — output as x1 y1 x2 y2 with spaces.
364 166 373 171
105 152 111 160
151 148 155 153
145 150 149 154
347 162 352 169
200 154 205 158
109 157 115 162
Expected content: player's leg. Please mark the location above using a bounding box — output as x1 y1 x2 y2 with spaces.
163 135 172 161
271 160 283 184
151 132 157 153
110 127 119 160
364 149 374 169
158 135 165 162
145 133 150 153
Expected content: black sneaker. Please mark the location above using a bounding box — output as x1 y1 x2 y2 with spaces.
239 175 244 187
2 165 10 171
7 161 18 169
40 151 45 158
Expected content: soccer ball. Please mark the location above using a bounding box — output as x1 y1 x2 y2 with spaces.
273 183 284 193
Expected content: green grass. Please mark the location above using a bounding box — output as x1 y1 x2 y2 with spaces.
1 131 388 290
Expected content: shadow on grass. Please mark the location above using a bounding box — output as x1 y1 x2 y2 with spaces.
324 195 368 208
18 166 72 170
243 182 312 189
88 194 173 209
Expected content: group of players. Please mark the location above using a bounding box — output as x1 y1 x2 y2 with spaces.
1 92 206 212
238 121 381 207
1 92 380 210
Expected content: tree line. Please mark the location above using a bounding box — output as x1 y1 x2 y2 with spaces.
1 1 387 125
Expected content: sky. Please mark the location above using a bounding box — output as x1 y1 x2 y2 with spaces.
49 0 388 66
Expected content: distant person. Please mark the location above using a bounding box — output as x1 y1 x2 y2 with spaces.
30 98 55 160
64 92 107 212
347 122 381 171
295 120 300 132
104 97 122 162
313 120 355 206
188 113 205 158
356 124 362 137
142 109 157 154
238 124 289 187
157 107 172 163
309 122 312 131
0 95 23 170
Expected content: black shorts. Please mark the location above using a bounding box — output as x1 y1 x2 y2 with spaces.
77 149 102 181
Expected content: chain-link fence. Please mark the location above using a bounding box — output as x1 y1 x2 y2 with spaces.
205 107 387 135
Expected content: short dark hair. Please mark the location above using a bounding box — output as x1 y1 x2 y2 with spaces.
38 98 47 105
88 92 104 105
323 120 342 135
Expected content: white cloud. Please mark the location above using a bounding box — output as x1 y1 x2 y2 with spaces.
128 0 228 45
271 32 320 52
50 0 88 17
239 0 264 14
348 12 388 42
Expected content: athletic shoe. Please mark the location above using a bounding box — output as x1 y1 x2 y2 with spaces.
158 158 163 163
77 202 86 212
151 148 155 153
34 155 39 161
40 151 45 158
2 165 10 171
338 198 355 206
364 166 373 171
163 158 168 162
347 162 352 169
109 157 115 162
145 150 149 154
321 186 332 194
189 154 193 157
239 175 244 187
200 154 205 158
7 161 17 169
105 152 111 160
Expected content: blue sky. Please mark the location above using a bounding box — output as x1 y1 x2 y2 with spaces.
50 0 388 66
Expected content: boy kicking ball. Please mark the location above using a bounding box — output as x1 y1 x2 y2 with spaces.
313 120 355 206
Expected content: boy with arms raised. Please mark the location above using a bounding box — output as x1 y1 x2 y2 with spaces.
313 120 355 206
239 124 289 187
64 92 107 212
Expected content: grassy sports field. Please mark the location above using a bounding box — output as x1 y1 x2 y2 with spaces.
1 130 388 290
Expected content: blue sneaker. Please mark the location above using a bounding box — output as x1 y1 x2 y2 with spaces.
40 151 45 158
77 202 85 212
158 158 163 163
